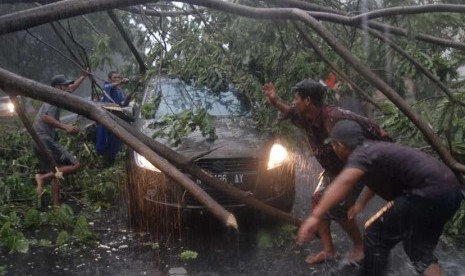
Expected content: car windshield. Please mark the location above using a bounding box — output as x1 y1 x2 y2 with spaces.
144 78 251 119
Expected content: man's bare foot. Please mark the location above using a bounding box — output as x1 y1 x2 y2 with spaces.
305 251 340 265
35 174 45 197
346 246 364 264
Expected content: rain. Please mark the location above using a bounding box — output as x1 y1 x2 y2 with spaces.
1 1 465 276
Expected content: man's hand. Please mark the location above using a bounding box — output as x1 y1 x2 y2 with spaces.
297 215 320 245
64 124 79 135
121 78 130 84
262 82 277 105
81 67 90 78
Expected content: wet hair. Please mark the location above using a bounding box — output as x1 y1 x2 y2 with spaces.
292 78 325 106
108 71 119 80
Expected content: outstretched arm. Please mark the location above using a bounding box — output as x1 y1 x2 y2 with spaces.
110 77 129 88
297 167 365 244
262 82 291 115
68 68 89 93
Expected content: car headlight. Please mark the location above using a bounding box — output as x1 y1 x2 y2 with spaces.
7 102 14 113
267 143 289 170
134 152 161 172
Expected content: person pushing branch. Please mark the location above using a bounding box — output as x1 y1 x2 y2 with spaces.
263 78 391 265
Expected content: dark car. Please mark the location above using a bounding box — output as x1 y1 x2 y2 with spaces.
126 77 295 232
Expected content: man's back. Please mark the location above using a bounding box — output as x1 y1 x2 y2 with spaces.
288 104 390 175
347 141 461 200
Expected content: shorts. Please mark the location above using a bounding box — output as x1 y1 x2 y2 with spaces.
311 170 364 221
34 136 78 173
361 192 462 275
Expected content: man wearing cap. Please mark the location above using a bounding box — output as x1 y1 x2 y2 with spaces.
33 70 88 207
263 79 391 265
297 120 462 275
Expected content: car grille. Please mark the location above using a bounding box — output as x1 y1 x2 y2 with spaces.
184 158 259 207
195 158 258 173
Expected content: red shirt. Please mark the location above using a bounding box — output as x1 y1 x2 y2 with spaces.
287 104 392 175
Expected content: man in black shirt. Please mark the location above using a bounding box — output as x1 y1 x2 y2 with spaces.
297 120 462 276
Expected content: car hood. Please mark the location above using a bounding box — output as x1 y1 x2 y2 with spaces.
140 116 268 160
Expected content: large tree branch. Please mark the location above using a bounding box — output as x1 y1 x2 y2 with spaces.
262 0 465 50
290 10 465 173
1 0 464 51
292 22 381 111
107 9 147 74
366 27 465 108
121 6 205 17
169 0 465 174
1 0 464 172
0 0 159 35
108 112 302 226
7 94 61 178
0 66 237 229
0 67 303 227
351 4 465 21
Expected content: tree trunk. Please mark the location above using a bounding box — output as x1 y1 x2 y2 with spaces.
107 9 146 74
108 112 303 226
7 94 60 175
0 67 238 230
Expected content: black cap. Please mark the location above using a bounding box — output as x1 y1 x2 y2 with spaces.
51 74 74 87
292 78 324 105
326 120 364 147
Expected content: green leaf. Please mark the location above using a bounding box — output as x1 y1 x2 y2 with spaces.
257 229 274 249
0 223 29 254
38 239 52 247
56 231 69 246
24 209 41 228
72 216 96 245
180 250 198 260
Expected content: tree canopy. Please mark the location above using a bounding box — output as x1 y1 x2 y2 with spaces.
3 0 464 170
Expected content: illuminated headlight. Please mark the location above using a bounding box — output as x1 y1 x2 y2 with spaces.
267 143 289 170
7 102 14 113
134 152 161 172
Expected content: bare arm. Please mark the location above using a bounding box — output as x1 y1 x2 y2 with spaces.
68 68 89 93
110 77 129 88
262 82 291 115
297 168 365 244
41 114 79 134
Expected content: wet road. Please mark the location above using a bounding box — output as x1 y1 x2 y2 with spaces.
3 156 465 276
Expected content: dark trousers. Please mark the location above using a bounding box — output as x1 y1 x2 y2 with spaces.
359 192 461 276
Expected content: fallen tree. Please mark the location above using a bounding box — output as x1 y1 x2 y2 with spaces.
0 67 303 228
0 67 238 230
1 0 464 176
0 1 464 231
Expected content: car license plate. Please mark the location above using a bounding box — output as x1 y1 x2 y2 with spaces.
195 173 248 185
